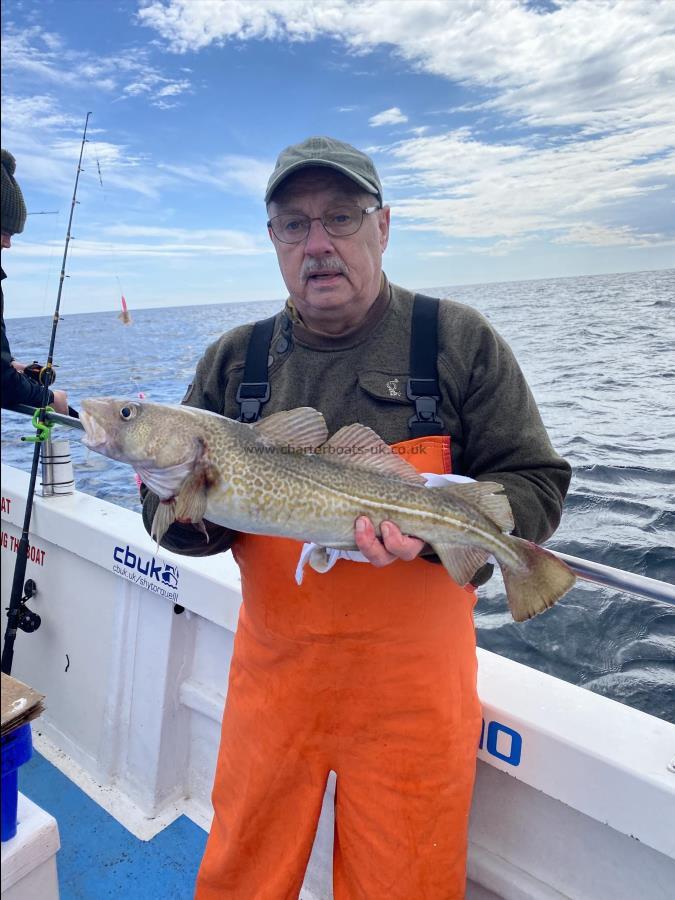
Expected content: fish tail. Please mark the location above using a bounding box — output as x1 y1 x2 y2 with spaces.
501 537 576 621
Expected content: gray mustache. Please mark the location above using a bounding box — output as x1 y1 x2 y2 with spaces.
301 257 348 280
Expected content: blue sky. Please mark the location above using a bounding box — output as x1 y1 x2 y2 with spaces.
2 0 674 317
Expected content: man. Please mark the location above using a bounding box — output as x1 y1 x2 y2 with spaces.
1 148 69 413
142 136 571 898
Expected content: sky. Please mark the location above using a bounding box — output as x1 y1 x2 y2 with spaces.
1 0 674 317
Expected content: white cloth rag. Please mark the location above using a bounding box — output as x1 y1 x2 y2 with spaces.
294 472 478 585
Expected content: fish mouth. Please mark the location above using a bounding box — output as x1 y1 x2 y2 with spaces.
80 409 110 451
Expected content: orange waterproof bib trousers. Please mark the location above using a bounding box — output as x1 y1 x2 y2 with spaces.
196 436 482 899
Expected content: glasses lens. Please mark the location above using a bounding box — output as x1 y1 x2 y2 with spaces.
270 214 310 243
269 207 369 242
322 207 363 237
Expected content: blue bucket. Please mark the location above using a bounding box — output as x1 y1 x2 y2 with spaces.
1 723 33 842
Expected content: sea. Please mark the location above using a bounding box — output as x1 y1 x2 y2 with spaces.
2 268 674 724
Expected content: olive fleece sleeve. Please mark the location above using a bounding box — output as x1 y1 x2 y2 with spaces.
437 304 571 544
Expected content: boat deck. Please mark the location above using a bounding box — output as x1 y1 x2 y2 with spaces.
18 751 206 899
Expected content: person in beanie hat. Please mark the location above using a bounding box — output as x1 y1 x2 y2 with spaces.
1 148 69 413
142 136 571 899
1 149 27 236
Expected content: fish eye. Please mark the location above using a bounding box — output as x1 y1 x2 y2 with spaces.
119 404 138 420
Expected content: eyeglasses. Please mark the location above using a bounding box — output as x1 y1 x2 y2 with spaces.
267 205 381 244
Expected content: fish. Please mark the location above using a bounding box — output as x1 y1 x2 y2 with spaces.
79 399 576 621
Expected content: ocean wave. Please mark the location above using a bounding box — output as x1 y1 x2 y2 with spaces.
573 464 675 486
582 667 675 723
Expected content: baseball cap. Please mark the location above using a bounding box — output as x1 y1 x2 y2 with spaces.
265 136 383 206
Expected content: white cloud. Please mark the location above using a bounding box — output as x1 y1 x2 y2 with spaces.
159 155 274 199
156 81 190 98
135 0 675 250
2 24 193 109
11 227 272 261
1 94 83 133
137 0 675 131
552 223 673 248
421 237 528 258
4 0 673 272
369 107 408 127
385 125 674 247
1 98 172 202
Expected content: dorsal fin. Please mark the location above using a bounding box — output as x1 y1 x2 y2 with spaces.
251 407 328 451
321 423 425 484
438 481 514 533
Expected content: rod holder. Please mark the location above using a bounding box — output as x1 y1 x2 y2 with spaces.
40 439 75 497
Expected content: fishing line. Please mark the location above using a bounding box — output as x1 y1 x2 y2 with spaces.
37 210 65 321
90 143 147 496
20 209 64 325
90 141 146 401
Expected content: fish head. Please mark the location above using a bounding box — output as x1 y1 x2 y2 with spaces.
80 399 208 501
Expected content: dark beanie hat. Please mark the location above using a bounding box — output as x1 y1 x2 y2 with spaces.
1 149 28 235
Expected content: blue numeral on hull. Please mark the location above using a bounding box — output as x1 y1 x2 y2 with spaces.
479 719 522 767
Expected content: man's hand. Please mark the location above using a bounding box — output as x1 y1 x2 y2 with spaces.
354 517 425 567
10 360 26 373
51 389 69 415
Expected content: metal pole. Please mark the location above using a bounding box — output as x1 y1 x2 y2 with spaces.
551 550 675 604
8 405 85 431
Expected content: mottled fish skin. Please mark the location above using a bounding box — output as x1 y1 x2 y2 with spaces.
206 429 509 559
80 398 576 621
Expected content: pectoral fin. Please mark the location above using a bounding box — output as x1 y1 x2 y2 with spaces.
174 442 218 525
137 457 197 501
151 499 177 546
175 471 209 523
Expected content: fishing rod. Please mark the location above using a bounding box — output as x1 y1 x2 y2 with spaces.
1 112 92 676
4 402 675 608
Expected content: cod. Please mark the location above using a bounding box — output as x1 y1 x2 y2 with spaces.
80 399 575 621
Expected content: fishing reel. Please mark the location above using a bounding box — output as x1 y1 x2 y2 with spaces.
23 361 56 386
11 579 42 634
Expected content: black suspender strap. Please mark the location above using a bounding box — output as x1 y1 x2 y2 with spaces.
236 315 276 423
407 294 443 437
237 299 442 432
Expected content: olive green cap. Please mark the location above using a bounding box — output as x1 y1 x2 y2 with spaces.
1 149 27 235
265 136 383 206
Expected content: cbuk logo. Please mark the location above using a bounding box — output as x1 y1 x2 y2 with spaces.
161 564 179 589
113 545 180 588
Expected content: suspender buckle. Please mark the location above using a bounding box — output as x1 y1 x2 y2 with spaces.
236 382 270 423
406 378 443 436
